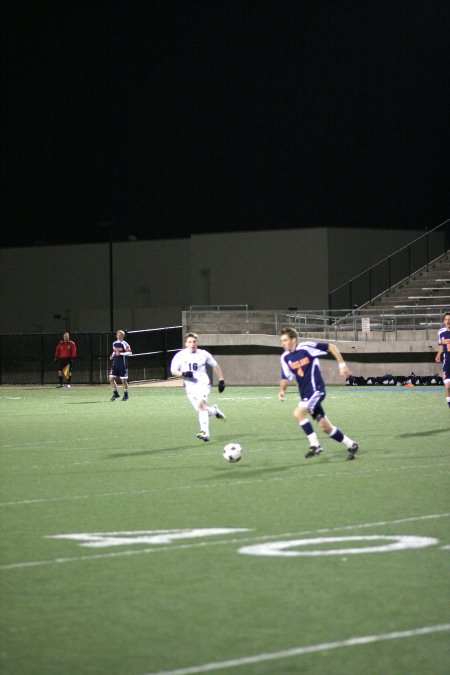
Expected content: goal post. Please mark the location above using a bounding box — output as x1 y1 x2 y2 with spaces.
126 326 182 384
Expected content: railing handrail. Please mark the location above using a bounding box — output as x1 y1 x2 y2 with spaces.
330 217 450 295
185 307 449 322
187 306 448 317
189 304 249 311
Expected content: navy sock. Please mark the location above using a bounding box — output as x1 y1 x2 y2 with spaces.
300 420 314 437
329 426 344 443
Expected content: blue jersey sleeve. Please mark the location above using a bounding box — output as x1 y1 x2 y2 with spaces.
280 352 294 380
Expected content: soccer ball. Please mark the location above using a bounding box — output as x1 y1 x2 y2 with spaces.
223 442 242 463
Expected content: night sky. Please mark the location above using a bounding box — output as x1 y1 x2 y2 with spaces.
2 1 449 247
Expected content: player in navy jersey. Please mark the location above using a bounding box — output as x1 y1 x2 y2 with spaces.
109 330 132 400
435 312 450 408
278 327 359 459
170 332 226 442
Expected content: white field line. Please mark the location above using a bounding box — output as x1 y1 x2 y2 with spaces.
142 624 450 675
0 462 448 507
1 512 449 571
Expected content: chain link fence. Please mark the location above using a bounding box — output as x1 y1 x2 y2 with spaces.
0 327 182 385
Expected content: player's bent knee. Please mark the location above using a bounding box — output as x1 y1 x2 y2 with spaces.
294 406 306 420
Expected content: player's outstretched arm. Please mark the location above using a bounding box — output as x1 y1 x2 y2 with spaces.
278 378 288 401
213 364 225 392
328 342 351 378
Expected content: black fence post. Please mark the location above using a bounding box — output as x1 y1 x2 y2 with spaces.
41 335 45 385
163 328 168 380
89 333 94 385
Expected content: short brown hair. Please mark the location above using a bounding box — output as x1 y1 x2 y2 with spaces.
185 332 198 341
280 327 298 339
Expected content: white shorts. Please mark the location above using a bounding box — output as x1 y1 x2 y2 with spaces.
185 380 210 409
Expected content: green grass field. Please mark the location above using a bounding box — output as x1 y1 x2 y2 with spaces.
1 383 449 674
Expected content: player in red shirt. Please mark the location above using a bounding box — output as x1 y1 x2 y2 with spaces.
55 332 77 388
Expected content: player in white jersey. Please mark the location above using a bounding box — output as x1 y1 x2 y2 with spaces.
170 332 226 442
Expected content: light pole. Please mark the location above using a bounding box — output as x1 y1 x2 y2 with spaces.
98 221 114 332
54 311 70 331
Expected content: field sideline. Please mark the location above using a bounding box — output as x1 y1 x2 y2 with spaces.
1 384 449 674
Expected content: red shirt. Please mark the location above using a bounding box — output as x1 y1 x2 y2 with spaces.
55 340 77 359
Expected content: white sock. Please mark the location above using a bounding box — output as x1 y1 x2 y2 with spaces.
299 420 319 447
199 409 209 435
342 434 354 449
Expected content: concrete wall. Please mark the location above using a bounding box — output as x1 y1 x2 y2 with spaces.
190 228 329 310
198 334 439 386
0 239 189 333
0 226 429 334
1 243 108 333
327 227 423 290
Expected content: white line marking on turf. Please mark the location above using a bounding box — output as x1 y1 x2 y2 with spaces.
1 463 448 507
1 512 449 571
47 528 251 548
141 624 450 674
218 396 274 401
239 535 438 557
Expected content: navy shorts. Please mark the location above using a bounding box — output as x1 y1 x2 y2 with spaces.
300 389 326 418
442 358 450 382
110 362 128 379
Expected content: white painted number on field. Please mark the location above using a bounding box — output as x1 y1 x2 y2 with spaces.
239 535 438 556
47 528 250 548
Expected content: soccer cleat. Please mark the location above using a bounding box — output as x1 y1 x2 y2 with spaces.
66 384 71 389
110 391 120 401
304 445 323 458
346 443 359 460
122 392 129 401
213 404 226 420
196 431 210 442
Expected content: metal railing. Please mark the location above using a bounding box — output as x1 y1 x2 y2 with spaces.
185 307 447 341
328 218 450 310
